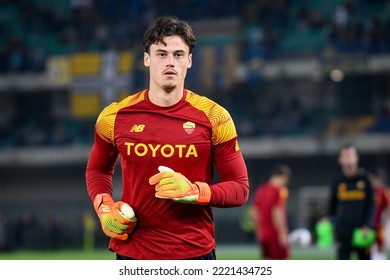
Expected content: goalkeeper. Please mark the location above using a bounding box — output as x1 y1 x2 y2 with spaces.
85 16 249 260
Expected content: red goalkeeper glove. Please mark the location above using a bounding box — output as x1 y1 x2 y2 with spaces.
148 166 211 205
93 193 137 240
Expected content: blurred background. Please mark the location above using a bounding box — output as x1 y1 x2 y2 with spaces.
0 0 390 257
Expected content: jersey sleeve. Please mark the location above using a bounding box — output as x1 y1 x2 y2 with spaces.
210 145 249 207
278 187 288 207
210 104 238 146
95 102 119 145
206 102 249 207
85 104 119 201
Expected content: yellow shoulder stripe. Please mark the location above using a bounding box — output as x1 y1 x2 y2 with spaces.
96 90 146 144
185 90 237 146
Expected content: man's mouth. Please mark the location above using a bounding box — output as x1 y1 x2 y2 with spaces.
164 70 177 76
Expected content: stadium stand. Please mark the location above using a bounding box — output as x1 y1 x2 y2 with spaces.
1 0 390 148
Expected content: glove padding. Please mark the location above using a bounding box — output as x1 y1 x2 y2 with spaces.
148 166 211 205
94 193 137 240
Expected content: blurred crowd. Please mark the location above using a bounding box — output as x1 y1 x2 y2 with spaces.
1 0 390 148
1 0 390 73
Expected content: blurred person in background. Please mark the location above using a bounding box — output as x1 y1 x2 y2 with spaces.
324 144 375 260
369 168 390 260
85 16 249 260
252 164 292 260
45 209 62 250
13 211 35 250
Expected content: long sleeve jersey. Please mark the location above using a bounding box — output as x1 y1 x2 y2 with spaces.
86 89 249 259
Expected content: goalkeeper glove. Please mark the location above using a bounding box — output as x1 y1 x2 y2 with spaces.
93 193 137 240
148 166 211 205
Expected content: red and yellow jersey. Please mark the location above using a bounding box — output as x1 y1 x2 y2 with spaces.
253 182 288 242
86 89 249 259
373 186 389 228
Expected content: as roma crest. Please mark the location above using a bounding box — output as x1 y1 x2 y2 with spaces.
183 121 195 135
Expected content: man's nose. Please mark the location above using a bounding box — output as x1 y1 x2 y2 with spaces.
166 54 174 66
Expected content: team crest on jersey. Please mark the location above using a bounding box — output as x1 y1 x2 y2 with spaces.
356 180 365 189
338 183 347 191
183 121 195 135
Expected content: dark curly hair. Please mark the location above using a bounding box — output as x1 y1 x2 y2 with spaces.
271 164 292 179
143 16 196 54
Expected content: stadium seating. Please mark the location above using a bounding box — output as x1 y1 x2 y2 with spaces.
1 0 390 148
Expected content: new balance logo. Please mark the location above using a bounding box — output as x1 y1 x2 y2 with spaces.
130 124 145 132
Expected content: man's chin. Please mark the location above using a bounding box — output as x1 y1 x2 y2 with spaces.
162 84 176 93
342 165 357 176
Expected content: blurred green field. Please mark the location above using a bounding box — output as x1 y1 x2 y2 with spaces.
0 245 335 260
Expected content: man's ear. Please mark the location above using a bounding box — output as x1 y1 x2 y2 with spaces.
187 53 192 69
144 52 150 67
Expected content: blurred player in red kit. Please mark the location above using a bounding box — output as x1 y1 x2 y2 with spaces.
252 164 292 259
85 16 249 260
369 169 390 260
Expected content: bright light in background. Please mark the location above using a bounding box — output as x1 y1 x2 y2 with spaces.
330 69 345 82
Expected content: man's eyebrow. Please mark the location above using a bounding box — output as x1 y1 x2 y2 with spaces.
154 49 186 53
155 49 168 53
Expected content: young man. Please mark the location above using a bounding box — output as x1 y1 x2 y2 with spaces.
252 164 292 260
85 16 249 260
326 144 375 260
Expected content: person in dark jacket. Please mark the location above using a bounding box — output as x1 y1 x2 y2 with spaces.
325 144 375 260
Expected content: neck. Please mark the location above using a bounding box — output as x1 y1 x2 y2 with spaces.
148 84 185 107
342 165 358 177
